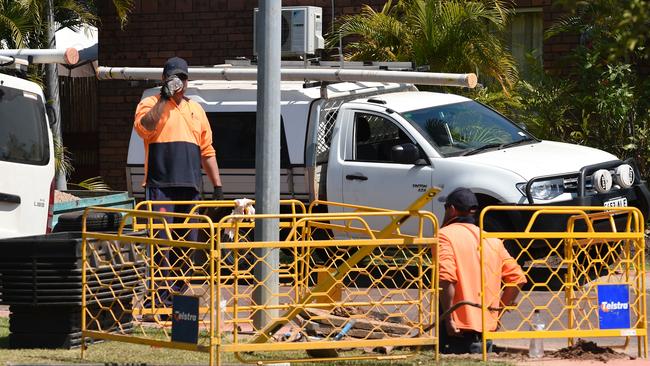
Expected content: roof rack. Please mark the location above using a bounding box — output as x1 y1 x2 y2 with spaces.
224 59 416 71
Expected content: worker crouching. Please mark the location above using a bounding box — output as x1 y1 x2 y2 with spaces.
437 188 526 354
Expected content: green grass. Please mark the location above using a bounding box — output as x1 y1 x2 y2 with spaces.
0 317 513 365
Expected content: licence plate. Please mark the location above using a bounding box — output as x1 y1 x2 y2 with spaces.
604 197 628 207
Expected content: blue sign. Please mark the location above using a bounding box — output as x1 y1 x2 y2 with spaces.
597 284 630 329
171 295 199 344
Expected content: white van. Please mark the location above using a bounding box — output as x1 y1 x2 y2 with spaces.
0 72 55 239
126 78 650 236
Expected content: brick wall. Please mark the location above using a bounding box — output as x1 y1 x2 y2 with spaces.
97 0 569 190
537 1 576 73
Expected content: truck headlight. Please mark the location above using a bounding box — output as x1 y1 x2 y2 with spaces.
614 164 635 188
517 178 565 200
592 169 613 193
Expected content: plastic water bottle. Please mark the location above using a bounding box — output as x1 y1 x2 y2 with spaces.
167 76 183 94
529 309 545 358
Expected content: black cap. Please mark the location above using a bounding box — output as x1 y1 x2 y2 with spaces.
163 57 189 77
444 187 478 212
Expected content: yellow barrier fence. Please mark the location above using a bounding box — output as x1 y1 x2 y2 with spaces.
81 190 440 366
479 206 647 361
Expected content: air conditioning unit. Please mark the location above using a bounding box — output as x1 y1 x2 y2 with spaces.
254 6 324 56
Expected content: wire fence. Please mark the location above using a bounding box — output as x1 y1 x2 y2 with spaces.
81 195 439 365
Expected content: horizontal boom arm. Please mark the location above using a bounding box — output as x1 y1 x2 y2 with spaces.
96 66 477 88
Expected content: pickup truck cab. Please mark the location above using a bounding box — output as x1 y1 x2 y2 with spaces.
0 72 55 239
127 79 650 232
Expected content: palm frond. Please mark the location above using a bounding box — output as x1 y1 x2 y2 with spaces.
0 1 34 48
545 16 584 39
53 134 74 178
400 0 518 90
334 3 409 61
69 177 111 191
55 0 98 28
111 0 134 29
19 0 42 26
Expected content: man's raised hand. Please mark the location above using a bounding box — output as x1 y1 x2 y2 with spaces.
161 75 183 99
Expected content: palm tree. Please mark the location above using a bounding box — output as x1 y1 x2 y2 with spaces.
0 0 132 49
332 0 518 92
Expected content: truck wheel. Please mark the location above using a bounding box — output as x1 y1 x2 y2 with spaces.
53 211 122 232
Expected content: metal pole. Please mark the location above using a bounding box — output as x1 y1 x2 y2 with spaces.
0 55 28 67
96 66 478 88
0 48 79 64
45 0 67 190
253 0 281 329
331 0 343 68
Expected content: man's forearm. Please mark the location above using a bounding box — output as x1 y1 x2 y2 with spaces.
440 280 456 313
141 99 167 131
500 285 521 308
202 156 222 187
440 280 461 335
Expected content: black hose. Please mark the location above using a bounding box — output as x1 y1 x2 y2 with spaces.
0 56 15 67
440 300 503 320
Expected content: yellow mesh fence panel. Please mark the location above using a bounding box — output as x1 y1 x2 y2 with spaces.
81 208 216 353
81 192 440 366
479 206 647 361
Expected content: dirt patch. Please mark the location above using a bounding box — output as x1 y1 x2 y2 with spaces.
492 348 529 362
54 190 80 203
550 339 633 362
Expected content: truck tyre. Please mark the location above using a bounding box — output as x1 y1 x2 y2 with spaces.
53 211 122 232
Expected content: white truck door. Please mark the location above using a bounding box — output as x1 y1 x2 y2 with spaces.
339 111 434 232
0 82 54 238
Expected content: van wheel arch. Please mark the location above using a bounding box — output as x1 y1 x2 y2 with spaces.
475 193 510 228
475 193 521 259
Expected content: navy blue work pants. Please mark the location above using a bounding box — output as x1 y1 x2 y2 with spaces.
145 186 201 304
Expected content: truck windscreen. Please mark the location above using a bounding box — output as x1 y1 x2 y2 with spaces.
0 85 49 165
401 101 536 157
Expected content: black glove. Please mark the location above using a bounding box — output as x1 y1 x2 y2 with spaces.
160 83 172 99
202 186 228 222
213 186 224 201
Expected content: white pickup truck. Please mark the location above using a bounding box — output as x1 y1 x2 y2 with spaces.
126 77 650 234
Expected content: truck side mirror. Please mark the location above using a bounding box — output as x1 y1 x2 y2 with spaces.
391 143 425 165
46 105 57 127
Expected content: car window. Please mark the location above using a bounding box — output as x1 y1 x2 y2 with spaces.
206 112 290 169
0 86 48 165
401 101 535 157
352 112 414 163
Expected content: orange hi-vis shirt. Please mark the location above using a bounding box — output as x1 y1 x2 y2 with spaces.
438 223 526 333
134 95 215 191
